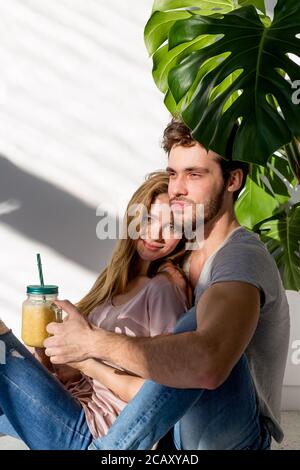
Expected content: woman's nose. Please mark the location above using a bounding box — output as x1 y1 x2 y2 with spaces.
147 222 164 242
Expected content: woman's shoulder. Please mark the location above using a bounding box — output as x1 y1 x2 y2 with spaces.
155 262 188 292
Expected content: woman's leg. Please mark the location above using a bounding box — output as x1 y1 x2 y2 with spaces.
0 411 21 439
0 328 92 450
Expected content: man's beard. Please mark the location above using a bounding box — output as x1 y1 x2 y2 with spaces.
171 182 227 237
186 182 227 229
204 182 227 224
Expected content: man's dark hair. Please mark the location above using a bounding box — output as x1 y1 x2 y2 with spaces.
162 118 249 202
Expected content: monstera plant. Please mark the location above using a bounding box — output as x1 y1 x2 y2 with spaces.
144 0 300 291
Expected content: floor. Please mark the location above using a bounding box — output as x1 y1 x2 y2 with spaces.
0 412 299 450
271 412 300 450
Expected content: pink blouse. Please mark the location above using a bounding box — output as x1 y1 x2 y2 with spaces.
62 274 188 438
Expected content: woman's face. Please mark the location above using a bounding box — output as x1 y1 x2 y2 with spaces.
136 193 181 262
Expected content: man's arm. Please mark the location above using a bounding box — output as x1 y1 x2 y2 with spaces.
44 282 259 389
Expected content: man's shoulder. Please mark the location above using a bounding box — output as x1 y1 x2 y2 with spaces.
217 227 270 259
209 226 279 282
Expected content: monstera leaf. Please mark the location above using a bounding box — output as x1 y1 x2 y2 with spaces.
145 1 265 93
259 204 300 291
285 138 300 183
146 0 300 164
236 151 297 229
150 0 265 17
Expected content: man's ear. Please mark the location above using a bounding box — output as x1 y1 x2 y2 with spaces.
227 169 244 195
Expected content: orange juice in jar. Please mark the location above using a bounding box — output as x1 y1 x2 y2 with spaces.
22 285 62 348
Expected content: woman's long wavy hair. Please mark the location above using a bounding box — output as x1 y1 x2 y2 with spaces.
77 171 192 317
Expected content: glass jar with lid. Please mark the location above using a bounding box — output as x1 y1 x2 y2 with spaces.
22 285 62 348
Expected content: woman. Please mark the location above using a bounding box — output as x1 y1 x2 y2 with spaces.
0 171 192 449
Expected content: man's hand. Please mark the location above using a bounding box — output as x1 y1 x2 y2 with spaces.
44 299 95 364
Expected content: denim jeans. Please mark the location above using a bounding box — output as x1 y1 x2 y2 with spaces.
0 330 92 449
90 307 271 450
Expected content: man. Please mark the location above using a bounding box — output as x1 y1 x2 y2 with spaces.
44 119 290 450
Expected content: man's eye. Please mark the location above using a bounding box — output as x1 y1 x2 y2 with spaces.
190 173 202 177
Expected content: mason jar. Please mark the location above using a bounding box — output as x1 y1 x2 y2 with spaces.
22 285 62 348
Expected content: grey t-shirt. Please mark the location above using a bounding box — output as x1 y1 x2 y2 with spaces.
194 226 290 443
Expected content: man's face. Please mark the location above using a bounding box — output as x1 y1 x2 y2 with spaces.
167 143 227 228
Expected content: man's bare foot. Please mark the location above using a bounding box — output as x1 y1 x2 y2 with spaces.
0 319 10 335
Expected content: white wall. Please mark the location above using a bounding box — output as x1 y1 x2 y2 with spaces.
0 0 169 337
0 0 299 407
283 292 300 410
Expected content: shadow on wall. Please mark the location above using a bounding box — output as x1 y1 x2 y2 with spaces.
0 155 117 272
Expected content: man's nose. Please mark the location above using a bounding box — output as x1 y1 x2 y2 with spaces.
171 176 188 197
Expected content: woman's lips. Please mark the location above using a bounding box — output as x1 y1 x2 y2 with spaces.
142 240 163 251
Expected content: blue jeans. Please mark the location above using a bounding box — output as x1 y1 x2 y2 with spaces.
90 307 271 450
0 330 92 449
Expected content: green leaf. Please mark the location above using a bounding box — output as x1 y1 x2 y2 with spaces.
155 2 300 164
145 11 192 56
147 0 266 58
145 1 266 58
164 89 184 114
259 204 300 291
153 35 215 93
236 151 296 229
151 0 236 15
239 0 265 14
236 175 280 229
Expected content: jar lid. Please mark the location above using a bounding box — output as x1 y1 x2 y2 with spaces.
27 285 58 295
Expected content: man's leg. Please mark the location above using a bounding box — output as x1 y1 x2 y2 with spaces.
174 354 270 450
90 307 270 450
0 328 92 449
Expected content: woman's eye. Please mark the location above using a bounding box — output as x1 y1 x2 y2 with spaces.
141 215 152 226
163 223 180 237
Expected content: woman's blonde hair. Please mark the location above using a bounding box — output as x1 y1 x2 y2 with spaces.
77 171 192 316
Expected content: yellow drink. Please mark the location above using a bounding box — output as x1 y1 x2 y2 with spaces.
22 303 56 348
22 285 62 348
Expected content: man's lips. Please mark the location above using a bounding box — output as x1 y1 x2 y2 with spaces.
171 201 191 209
142 240 163 251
